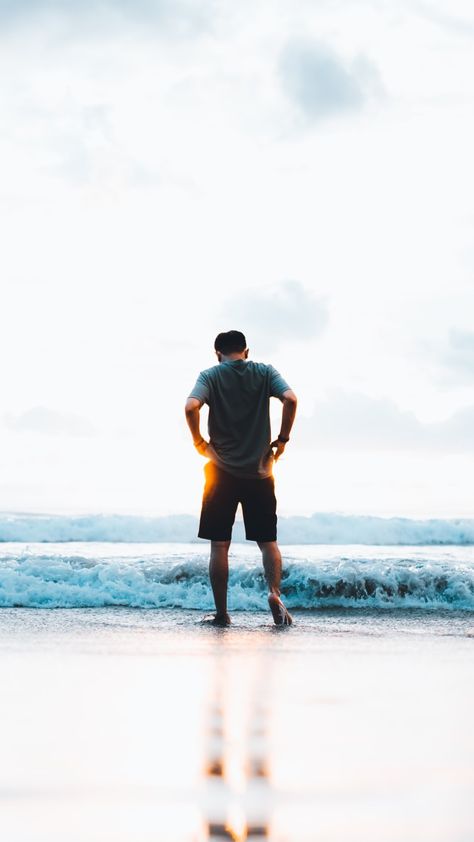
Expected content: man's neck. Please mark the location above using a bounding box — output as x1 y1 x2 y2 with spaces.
219 353 247 363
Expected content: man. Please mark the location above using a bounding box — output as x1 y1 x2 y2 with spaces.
185 330 297 627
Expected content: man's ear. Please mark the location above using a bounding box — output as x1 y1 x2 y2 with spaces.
244 348 249 358
216 350 222 362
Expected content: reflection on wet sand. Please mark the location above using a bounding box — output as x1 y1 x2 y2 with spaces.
1 611 473 842
203 646 273 841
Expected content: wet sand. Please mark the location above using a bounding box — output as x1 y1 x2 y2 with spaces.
0 608 473 841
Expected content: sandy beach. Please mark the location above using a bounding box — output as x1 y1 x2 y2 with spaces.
1 601 473 842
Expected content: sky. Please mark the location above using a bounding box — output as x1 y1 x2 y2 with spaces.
1 0 474 518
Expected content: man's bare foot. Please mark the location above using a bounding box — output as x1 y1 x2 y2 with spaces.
201 612 231 627
268 593 292 626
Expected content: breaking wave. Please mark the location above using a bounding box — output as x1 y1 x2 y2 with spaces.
1 512 474 544
1 551 473 610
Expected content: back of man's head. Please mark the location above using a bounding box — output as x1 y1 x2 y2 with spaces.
214 330 247 355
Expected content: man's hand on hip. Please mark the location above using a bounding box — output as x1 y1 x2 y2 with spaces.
194 437 209 456
271 439 287 461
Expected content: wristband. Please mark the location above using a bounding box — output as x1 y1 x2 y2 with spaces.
277 434 290 443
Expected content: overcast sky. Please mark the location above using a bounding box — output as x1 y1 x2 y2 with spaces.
1 0 474 518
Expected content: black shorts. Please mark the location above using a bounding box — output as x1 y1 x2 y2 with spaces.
198 461 277 542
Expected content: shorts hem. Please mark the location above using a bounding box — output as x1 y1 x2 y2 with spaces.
198 531 233 541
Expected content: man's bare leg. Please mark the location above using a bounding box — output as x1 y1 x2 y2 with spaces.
208 540 231 626
257 541 292 626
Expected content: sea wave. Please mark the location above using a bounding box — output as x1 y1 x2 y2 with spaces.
1 512 474 544
0 552 473 610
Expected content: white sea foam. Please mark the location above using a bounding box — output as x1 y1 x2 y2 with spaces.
1 512 474 544
1 545 473 610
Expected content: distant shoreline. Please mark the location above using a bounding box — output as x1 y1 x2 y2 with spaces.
1 511 474 544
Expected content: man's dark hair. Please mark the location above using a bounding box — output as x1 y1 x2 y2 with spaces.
214 330 247 355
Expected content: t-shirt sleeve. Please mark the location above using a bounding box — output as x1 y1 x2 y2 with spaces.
268 365 291 399
187 371 210 404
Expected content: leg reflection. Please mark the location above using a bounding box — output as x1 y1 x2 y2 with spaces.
207 824 238 841
244 663 272 840
205 698 225 779
203 660 238 839
202 650 275 841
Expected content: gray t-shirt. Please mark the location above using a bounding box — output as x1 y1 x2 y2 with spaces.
188 360 291 479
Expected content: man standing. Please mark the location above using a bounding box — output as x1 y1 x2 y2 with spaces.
185 330 297 627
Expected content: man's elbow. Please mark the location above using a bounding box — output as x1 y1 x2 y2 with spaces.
282 390 297 406
185 397 201 415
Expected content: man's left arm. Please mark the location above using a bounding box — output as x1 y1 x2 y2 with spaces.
185 398 209 456
272 389 297 461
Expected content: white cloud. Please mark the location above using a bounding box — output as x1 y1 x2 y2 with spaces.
3 406 97 437
410 0 474 38
0 0 217 37
220 281 329 353
443 328 474 376
277 37 382 124
298 390 474 451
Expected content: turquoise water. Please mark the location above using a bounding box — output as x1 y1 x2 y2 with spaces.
1 542 474 613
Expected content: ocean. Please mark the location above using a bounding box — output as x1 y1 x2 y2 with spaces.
1 540 473 841
1 541 474 614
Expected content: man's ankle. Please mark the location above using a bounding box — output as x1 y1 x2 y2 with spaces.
213 612 231 626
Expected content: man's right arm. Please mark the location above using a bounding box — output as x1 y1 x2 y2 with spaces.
184 397 209 455
185 371 211 456
272 389 297 461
